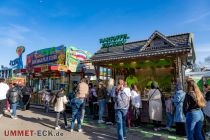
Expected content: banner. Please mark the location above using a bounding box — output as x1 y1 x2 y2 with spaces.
26 45 66 68
66 46 92 72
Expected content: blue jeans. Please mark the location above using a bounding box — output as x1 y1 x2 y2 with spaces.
166 112 173 128
186 109 204 140
116 109 128 140
70 98 84 130
11 103 17 117
98 99 106 120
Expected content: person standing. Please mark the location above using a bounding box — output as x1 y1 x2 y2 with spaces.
0 79 9 118
5 83 12 113
106 78 116 125
80 79 89 123
130 84 142 127
88 83 97 116
173 81 186 136
165 96 173 130
6 83 22 119
148 82 162 131
21 85 33 110
115 79 130 140
97 81 107 124
183 80 206 140
70 78 89 132
53 88 68 130
40 86 52 113
203 85 210 136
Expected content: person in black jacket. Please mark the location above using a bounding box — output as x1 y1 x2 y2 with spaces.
183 80 206 140
6 83 22 119
21 85 33 110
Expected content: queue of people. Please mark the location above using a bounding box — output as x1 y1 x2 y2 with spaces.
1 77 210 140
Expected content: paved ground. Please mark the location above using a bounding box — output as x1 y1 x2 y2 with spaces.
0 107 206 140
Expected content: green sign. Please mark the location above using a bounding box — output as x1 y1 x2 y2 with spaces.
99 34 129 48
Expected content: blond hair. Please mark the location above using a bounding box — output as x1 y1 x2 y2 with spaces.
187 80 206 108
107 78 114 91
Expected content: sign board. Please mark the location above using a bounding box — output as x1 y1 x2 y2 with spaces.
41 64 49 72
58 65 69 72
26 45 66 68
9 46 25 69
66 47 92 72
99 34 129 48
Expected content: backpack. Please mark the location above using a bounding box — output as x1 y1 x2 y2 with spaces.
115 89 129 109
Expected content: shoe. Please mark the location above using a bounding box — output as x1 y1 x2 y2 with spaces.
154 128 158 131
165 127 170 130
55 126 61 130
64 125 69 129
106 122 113 125
124 137 127 139
0 114 3 118
11 116 17 119
78 129 82 132
98 120 105 123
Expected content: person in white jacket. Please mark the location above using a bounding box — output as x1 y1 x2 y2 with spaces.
130 84 142 127
53 88 68 130
0 79 9 118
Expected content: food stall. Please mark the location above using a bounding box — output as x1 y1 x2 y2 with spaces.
26 45 93 105
85 31 195 122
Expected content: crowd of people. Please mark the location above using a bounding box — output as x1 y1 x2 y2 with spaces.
0 77 210 140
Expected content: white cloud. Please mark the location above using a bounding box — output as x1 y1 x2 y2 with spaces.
0 24 31 48
183 11 210 24
0 7 21 16
194 43 210 63
0 38 17 47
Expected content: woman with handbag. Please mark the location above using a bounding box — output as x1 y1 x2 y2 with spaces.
148 82 162 131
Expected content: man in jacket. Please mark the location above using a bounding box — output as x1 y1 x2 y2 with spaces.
6 83 22 119
0 78 9 118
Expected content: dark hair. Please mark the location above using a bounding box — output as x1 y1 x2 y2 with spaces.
151 82 157 89
204 84 208 88
89 83 93 88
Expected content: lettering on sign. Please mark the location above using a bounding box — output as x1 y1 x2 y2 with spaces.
31 54 58 66
99 34 129 48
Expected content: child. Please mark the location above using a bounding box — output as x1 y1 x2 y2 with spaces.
165 95 173 130
53 88 68 130
40 86 52 113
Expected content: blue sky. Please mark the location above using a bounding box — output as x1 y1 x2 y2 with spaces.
0 0 210 67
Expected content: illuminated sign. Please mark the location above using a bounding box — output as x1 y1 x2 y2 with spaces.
99 34 129 48
31 54 58 66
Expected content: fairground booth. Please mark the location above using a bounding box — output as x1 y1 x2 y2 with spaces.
0 46 27 85
85 31 195 122
26 45 93 105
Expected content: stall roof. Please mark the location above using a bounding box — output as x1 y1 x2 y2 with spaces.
86 31 194 63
